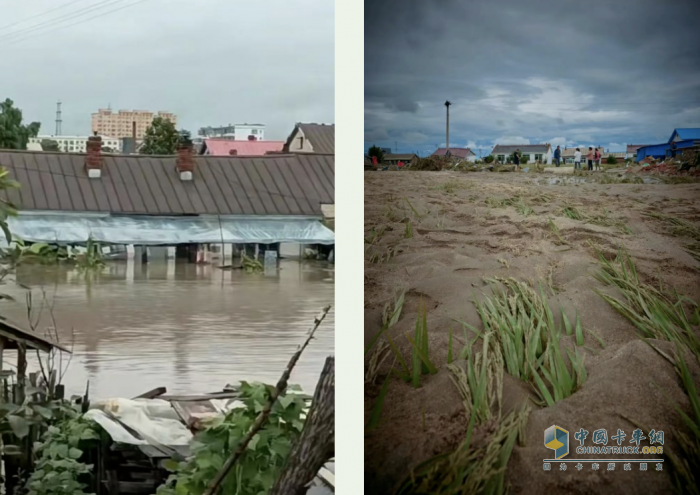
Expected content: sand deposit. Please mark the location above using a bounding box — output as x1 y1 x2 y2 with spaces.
364 170 700 494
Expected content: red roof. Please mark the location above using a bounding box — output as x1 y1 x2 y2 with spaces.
432 148 475 158
203 139 284 156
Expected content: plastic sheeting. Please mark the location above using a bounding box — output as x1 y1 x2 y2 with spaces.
7 213 335 245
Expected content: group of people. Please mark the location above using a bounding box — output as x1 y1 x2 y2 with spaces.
512 146 604 171
571 146 604 171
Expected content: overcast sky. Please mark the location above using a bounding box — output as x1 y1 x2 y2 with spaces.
0 0 333 140
365 0 700 155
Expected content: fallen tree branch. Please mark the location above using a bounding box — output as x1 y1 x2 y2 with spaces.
202 304 332 495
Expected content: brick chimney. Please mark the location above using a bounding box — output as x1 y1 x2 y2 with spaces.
85 134 103 178
228 149 238 156
177 142 194 181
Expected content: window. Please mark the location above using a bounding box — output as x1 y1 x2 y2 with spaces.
535 154 543 161
299 136 304 148
251 129 258 134
497 155 505 162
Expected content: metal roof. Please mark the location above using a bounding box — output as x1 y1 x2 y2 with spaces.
202 139 284 156
669 128 700 143
0 150 334 217
284 123 335 154
492 144 551 154
432 148 475 158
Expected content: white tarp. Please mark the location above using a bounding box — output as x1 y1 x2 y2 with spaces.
7 213 335 245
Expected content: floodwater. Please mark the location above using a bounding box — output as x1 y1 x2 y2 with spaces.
0 259 334 399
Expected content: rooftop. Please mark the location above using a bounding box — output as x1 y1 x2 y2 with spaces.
202 139 284 156
284 123 335 154
492 144 551 154
0 150 334 217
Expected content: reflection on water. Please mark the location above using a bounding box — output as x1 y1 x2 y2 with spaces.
0 259 334 399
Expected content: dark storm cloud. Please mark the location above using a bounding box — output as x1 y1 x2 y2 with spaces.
365 0 700 154
1 0 333 139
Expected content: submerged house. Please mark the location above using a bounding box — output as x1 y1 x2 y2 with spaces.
0 136 334 260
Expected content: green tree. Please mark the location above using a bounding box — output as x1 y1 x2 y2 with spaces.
0 98 40 150
368 145 385 163
606 154 618 165
40 139 61 152
484 155 494 163
140 116 180 155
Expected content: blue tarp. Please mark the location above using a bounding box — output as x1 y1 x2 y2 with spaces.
5 213 335 246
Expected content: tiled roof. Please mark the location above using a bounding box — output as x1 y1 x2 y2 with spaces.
626 144 650 153
284 123 335 154
202 139 284 156
432 148 475 158
0 150 334 217
492 144 551 154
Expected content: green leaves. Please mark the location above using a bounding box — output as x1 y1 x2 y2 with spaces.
8 414 29 438
156 380 307 495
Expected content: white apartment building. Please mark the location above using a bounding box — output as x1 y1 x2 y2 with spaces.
92 109 177 139
29 135 122 153
198 123 265 141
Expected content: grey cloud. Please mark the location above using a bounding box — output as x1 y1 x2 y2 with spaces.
2 0 333 139
366 0 700 153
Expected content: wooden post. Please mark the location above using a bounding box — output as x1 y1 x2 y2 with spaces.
16 342 26 404
269 356 335 495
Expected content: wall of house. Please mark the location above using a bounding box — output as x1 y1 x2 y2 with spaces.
287 129 315 153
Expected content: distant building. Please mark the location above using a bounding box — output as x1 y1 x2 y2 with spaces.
200 139 284 156
491 144 552 164
432 147 477 163
626 144 650 160
198 124 266 141
29 135 121 153
283 123 335 154
636 128 700 161
384 153 418 166
91 109 177 139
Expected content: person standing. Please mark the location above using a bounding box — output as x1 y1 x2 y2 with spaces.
574 148 582 170
586 147 594 171
594 148 601 171
513 149 521 169
554 145 562 167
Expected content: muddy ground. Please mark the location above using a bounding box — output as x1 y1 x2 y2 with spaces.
364 169 700 494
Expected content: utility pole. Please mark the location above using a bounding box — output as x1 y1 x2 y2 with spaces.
395 141 398 153
55 100 62 136
445 100 451 154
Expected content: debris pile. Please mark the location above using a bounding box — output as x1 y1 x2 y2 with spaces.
627 149 700 176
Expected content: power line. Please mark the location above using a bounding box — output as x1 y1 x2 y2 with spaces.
0 0 88 32
0 0 133 44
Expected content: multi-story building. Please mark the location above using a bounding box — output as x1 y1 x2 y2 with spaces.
198 123 265 141
29 135 122 153
91 109 177 139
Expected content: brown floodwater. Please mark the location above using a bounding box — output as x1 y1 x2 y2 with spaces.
0 259 334 399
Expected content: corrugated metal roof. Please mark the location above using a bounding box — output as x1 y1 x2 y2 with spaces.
492 144 551 154
0 150 334 217
202 139 284 156
284 123 334 154
432 148 475 158
670 128 700 142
